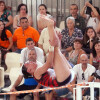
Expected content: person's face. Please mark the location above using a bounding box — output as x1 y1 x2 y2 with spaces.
28 50 37 62
70 5 78 16
74 41 82 49
25 61 37 74
0 21 4 31
67 19 74 29
39 6 47 15
91 11 95 17
87 28 95 38
20 19 29 30
80 55 88 66
0 3 5 11
94 43 100 53
20 6 26 14
26 41 34 50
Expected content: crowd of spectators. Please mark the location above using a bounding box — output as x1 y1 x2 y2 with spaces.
0 1 100 100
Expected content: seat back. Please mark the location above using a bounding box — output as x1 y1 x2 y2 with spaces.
5 52 21 74
0 67 4 88
59 21 65 30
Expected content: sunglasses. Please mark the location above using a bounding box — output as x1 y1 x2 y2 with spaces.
82 73 85 80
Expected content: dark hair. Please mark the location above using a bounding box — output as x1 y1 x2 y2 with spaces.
83 27 96 45
92 39 100 57
26 38 34 44
22 65 32 79
17 3 28 13
38 4 50 14
74 38 83 45
71 4 78 9
20 17 28 22
0 20 8 41
87 6 100 16
0 1 7 11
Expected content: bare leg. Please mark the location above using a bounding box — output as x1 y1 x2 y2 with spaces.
45 91 53 100
40 15 71 83
10 94 17 100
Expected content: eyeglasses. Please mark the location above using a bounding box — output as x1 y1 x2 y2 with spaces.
20 8 26 11
82 73 85 80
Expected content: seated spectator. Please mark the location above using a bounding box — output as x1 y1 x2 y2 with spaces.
13 3 33 30
72 54 95 96
20 38 44 66
0 20 13 70
65 4 86 33
10 47 42 100
68 38 85 65
38 17 61 57
0 1 13 31
61 17 83 53
83 27 97 54
37 4 52 33
90 39 100 70
80 1 100 31
12 17 40 53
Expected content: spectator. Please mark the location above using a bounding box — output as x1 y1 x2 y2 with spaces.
61 17 83 53
20 38 44 66
0 1 13 31
10 48 42 100
12 17 40 53
83 27 97 54
65 4 86 33
72 54 95 96
38 17 61 57
68 38 85 65
96 22 100 38
80 1 100 31
13 3 33 30
37 4 52 33
0 19 13 70
90 39 100 70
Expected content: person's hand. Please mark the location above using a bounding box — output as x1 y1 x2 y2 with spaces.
57 31 62 41
33 92 39 97
85 1 92 8
10 87 16 92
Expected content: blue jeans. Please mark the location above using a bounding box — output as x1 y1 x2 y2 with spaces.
55 88 70 96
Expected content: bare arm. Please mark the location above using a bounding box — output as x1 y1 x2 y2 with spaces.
28 16 33 26
80 5 87 18
13 16 18 29
7 37 13 50
89 53 93 65
5 15 13 27
10 75 23 92
34 50 54 79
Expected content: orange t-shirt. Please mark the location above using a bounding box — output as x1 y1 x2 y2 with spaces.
0 30 12 48
13 26 40 49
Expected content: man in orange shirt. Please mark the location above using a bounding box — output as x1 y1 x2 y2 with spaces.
13 17 40 53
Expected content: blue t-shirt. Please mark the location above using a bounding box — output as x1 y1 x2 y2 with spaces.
24 77 38 86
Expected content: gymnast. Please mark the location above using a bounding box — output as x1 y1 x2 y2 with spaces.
22 15 75 87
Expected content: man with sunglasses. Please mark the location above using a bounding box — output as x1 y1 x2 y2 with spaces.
72 54 95 95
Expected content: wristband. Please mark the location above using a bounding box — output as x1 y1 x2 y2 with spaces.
49 46 54 52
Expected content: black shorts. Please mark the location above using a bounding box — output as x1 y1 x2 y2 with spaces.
15 84 37 99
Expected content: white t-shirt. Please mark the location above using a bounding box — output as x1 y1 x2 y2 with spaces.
86 14 99 30
20 46 45 64
73 63 96 83
38 27 61 54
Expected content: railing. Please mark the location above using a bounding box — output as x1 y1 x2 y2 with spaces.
73 82 100 100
